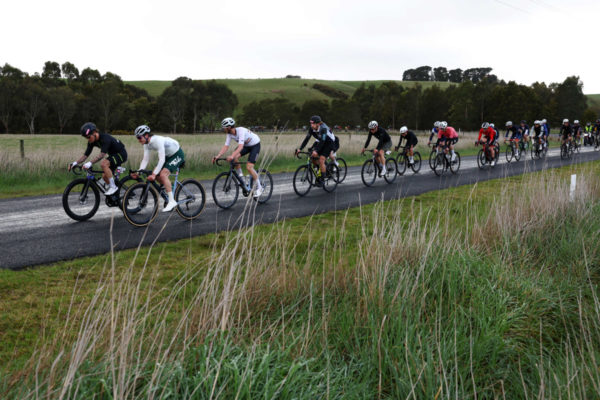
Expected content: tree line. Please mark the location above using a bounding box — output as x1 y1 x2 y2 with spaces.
402 66 498 84
0 62 237 134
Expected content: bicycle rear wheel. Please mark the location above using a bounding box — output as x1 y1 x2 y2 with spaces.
383 157 397 183
254 169 273 204
428 150 436 170
396 153 407 176
175 179 206 219
322 163 339 192
334 157 347 183
212 172 239 209
63 179 100 221
505 145 514 163
122 183 159 227
410 152 422 173
432 154 445 176
293 165 313 196
361 159 377 187
450 152 461 174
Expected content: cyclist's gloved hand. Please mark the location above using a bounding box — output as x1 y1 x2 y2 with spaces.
83 161 92 170
69 161 78 171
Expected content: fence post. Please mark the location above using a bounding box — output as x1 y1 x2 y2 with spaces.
20 140 25 159
275 135 278 152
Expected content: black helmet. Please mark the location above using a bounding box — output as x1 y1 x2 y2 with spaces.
80 122 97 137
309 115 322 124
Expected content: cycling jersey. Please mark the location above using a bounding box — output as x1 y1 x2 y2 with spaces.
505 126 520 139
84 132 126 157
364 127 391 149
225 127 261 147
397 131 418 149
585 126 592 133
478 127 495 142
300 122 335 153
438 126 458 139
543 123 550 136
572 125 581 136
428 127 439 142
560 125 573 137
532 125 543 137
518 124 529 136
139 135 181 175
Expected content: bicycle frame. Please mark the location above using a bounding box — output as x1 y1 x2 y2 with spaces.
215 159 254 196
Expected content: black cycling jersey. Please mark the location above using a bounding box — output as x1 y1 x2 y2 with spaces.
572 125 581 135
532 125 543 137
560 125 573 137
397 131 418 149
300 122 334 153
84 132 126 156
505 126 518 138
364 127 391 148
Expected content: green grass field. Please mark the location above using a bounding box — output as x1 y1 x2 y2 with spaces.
1 161 599 398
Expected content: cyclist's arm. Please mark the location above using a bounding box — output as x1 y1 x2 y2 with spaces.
139 146 151 171
364 132 373 149
230 142 244 159
153 145 166 175
477 129 483 142
299 131 312 150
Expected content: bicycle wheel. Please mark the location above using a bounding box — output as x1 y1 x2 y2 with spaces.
396 153 407 176
116 176 141 208
175 179 206 219
254 169 273 204
62 179 100 221
212 172 239 209
322 163 339 192
560 144 569 160
383 157 397 184
292 165 312 196
477 149 486 169
514 144 522 161
361 159 377 187
450 152 461 174
505 145 514 163
335 157 347 183
122 183 159 227
432 153 445 176
428 150 436 169
410 152 422 173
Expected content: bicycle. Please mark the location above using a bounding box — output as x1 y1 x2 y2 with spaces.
395 146 421 175
476 140 499 169
560 138 574 160
292 151 339 196
504 139 522 163
360 149 397 186
62 165 140 221
211 159 273 209
431 144 461 176
530 136 547 160
121 166 206 227
328 156 347 183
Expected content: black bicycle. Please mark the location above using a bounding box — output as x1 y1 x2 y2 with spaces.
122 167 206 227
395 146 422 175
530 136 547 160
292 151 339 196
329 156 347 183
560 138 575 160
360 149 397 186
431 144 461 176
62 165 140 221
211 159 273 209
504 139 523 163
476 140 500 169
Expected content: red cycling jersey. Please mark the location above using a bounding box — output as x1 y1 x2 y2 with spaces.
438 126 458 139
478 127 495 142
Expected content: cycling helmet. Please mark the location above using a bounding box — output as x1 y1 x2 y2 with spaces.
490 123 495 128
534 120 541 125
309 115 322 124
505 121 513 127
221 117 235 128
574 119 579 124
399 126 408 134
562 118 569 124
368 121 378 129
434 121 440 128
439 121 448 129
481 122 490 129
134 124 151 137
541 118 547 124
80 122 97 137
587 122 591 126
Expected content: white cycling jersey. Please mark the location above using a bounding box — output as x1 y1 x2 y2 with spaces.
225 127 261 147
139 135 180 175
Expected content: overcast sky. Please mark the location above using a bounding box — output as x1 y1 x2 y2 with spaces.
3 0 599 93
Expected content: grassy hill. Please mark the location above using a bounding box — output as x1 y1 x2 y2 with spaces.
127 78 453 110
587 93 600 108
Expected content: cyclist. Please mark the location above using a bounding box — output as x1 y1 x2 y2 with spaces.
542 118 550 147
572 120 582 145
476 122 496 166
395 126 418 165
584 122 593 146
69 122 128 196
560 118 572 148
504 121 521 156
427 121 440 146
295 115 336 186
361 120 392 176
531 120 545 150
131 125 185 212
437 121 459 161
213 117 263 197
518 120 530 149
594 119 600 147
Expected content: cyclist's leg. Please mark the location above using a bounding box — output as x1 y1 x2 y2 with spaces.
240 144 260 183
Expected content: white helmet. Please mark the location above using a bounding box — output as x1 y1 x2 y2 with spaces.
134 124 151 137
481 122 490 129
534 120 541 125
542 118 547 124
563 118 569 124
439 121 448 129
221 117 235 128
434 121 440 128
490 123 495 128
368 121 378 129
505 121 513 127
574 119 580 124
400 126 408 134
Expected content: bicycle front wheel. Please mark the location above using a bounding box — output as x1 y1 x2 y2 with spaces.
254 169 273 204
361 159 377 187
432 154 445 176
63 179 100 221
396 153 407 176
383 158 397 184
477 149 486 169
293 165 313 197
505 145 514 163
450 152 461 174
175 179 206 220
335 157 347 183
212 172 239 209
122 183 159 227
428 150 436 170
410 152 422 173
322 163 339 192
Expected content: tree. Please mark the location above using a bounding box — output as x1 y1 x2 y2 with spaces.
94 72 127 132
555 76 587 120
433 67 449 82
0 63 25 79
49 86 77 133
41 61 62 87
0 76 19 133
157 77 192 133
19 77 47 134
448 68 463 83
61 62 80 82
300 100 330 123
371 81 404 129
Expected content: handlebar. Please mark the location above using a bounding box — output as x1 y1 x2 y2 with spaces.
295 151 319 160
69 165 103 175
214 158 247 167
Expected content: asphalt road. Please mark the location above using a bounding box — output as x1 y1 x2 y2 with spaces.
1 146 599 270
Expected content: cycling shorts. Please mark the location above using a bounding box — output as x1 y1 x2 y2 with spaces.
107 149 127 171
240 142 261 164
164 148 185 172
441 137 458 145
376 139 392 151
